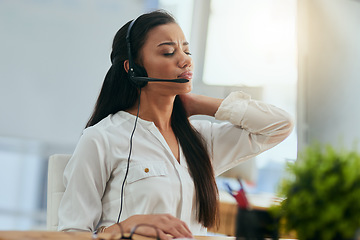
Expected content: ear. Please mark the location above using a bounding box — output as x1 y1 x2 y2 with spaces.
124 60 129 73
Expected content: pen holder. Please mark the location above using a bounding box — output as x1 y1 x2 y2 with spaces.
236 208 279 240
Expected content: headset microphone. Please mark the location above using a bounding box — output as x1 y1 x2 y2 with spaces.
131 76 189 83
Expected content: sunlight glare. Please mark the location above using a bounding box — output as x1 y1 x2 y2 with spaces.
204 0 297 86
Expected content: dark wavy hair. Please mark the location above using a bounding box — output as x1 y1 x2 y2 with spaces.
86 10 219 228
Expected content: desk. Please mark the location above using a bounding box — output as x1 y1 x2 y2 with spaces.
0 231 235 240
0 194 291 240
0 231 296 240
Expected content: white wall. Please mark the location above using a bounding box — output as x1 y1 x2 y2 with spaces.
298 0 360 151
0 1 147 150
0 0 154 230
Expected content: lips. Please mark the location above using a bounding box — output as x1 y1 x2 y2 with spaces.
178 71 193 80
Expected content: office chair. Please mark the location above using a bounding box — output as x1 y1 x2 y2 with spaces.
47 154 71 231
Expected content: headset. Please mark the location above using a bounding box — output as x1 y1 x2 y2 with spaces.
125 18 189 88
116 17 189 224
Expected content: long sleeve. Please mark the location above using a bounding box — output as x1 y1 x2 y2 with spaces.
57 92 292 233
192 91 294 176
58 128 111 232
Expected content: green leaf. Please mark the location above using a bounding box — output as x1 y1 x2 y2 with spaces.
273 143 360 240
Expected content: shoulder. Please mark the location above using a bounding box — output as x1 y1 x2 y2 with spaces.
190 118 212 131
88 111 129 129
190 117 228 132
189 117 225 141
84 111 130 134
80 111 131 146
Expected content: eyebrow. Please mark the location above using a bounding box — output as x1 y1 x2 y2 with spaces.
157 41 189 47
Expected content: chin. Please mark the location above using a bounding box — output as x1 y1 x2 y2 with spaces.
181 81 192 93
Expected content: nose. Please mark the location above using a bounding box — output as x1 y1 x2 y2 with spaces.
178 52 192 69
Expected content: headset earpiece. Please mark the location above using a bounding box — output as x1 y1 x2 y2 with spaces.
130 63 148 88
132 63 147 78
126 18 148 88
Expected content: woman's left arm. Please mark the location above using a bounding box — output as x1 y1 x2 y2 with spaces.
182 91 294 176
181 91 293 138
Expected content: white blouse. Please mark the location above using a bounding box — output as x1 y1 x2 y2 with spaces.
58 91 293 235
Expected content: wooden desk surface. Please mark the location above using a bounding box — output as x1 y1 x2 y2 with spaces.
0 231 236 240
0 231 297 240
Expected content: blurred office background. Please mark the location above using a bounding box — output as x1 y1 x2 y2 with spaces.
1 0 359 231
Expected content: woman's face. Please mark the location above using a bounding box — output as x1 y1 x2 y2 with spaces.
139 23 193 93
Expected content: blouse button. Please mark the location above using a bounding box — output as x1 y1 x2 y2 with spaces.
144 168 149 173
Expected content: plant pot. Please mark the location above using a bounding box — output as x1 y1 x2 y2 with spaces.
236 208 279 240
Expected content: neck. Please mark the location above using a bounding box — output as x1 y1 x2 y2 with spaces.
127 92 175 131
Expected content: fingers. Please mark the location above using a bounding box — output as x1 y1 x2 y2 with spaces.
132 225 172 240
152 214 193 239
118 214 193 240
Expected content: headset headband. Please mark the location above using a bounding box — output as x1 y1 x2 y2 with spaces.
126 19 137 80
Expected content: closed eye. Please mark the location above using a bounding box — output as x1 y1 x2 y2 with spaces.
163 52 175 56
163 51 191 56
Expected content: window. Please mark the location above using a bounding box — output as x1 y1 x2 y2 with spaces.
204 0 297 87
201 0 298 193
158 0 194 39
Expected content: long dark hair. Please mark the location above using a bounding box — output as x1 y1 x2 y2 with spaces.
86 10 219 228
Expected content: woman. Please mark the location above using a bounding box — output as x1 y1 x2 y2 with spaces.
58 10 293 239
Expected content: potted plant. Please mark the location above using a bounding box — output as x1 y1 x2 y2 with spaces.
273 144 360 240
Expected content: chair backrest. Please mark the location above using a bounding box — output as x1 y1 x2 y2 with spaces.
47 154 71 231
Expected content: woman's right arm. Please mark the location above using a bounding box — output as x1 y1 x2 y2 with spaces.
58 128 110 232
58 128 193 239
